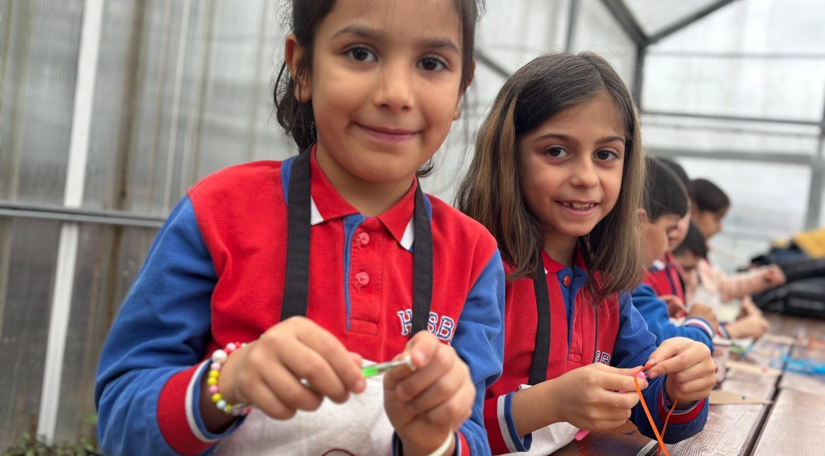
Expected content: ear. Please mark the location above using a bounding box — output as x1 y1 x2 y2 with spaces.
637 208 649 225
285 34 311 102
453 58 477 121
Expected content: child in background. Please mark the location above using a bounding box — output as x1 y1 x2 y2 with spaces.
690 178 786 305
631 158 718 351
644 157 693 317
457 53 714 455
675 221 771 340
95 1 506 455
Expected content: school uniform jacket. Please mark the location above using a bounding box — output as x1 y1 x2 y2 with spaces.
643 252 686 302
484 251 708 455
631 283 715 351
95 149 506 456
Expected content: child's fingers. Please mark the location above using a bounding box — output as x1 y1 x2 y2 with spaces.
295 322 366 394
647 345 709 380
404 360 465 415
395 345 456 401
279 342 350 404
405 331 442 369
244 379 298 420
424 380 475 426
597 366 649 391
602 390 642 411
264 361 325 412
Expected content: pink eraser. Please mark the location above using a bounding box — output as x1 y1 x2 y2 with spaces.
574 429 590 441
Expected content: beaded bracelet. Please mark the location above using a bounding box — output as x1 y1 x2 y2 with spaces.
206 342 251 416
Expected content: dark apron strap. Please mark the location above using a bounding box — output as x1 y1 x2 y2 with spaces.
529 259 551 385
280 150 433 336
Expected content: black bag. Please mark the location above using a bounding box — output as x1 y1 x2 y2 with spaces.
753 277 825 320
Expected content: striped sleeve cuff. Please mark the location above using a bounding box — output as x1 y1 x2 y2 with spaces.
657 387 706 425
717 322 731 339
684 317 714 339
490 393 531 453
157 361 244 455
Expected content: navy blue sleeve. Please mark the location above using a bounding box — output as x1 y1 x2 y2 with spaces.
630 284 714 351
95 197 238 456
453 249 507 456
613 293 708 443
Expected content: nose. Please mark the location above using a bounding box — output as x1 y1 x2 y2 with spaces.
570 157 599 189
375 59 414 112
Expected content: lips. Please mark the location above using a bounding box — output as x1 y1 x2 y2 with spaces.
356 123 418 143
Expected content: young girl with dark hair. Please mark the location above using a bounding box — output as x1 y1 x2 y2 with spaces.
458 53 714 455
95 1 506 455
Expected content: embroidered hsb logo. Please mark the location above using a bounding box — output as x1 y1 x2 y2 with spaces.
397 309 455 342
593 350 611 365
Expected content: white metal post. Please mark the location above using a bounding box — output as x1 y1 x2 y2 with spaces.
37 0 104 441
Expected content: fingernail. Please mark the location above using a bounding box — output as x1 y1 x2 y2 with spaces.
354 379 366 393
648 372 659 379
395 386 408 401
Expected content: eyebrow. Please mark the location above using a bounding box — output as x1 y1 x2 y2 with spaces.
331 25 460 55
533 133 625 144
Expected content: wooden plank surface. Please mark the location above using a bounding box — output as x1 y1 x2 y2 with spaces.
779 317 825 396
751 389 825 456
552 422 655 456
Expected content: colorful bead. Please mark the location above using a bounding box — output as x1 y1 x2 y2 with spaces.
206 343 251 417
212 349 228 364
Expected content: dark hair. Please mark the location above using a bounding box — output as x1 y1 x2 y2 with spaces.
691 178 730 213
643 157 689 221
674 220 708 258
457 52 645 301
658 157 693 202
274 0 483 155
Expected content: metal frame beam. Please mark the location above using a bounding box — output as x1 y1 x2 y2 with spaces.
599 0 647 47
642 110 824 128
565 0 580 52
647 148 814 166
0 201 165 228
648 0 738 44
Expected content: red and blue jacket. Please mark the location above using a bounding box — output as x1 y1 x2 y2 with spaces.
95 150 506 456
631 283 714 351
484 251 708 454
643 253 685 302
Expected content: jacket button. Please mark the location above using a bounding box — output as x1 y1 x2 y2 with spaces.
563 275 572 287
359 232 370 246
355 271 370 287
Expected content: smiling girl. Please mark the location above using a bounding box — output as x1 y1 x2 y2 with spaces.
458 53 714 454
95 1 505 455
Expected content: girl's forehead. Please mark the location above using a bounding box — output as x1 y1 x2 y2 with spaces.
319 0 462 46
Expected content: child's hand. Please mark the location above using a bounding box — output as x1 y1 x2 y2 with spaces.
540 364 648 432
661 294 687 318
646 337 715 406
763 265 786 287
383 331 474 456
687 303 719 334
738 296 763 318
727 314 770 339
217 317 366 419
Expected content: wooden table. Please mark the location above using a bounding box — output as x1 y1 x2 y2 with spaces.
553 313 825 455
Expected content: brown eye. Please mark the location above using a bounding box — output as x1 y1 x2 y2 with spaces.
418 57 446 71
347 47 376 63
596 150 618 161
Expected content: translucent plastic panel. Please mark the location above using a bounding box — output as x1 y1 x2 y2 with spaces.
625 0 721 36
642 56 825 121
54 224 158 444
476 0 570 73
651 0 825 55
642 114 821 156
84 0 295 217
0 217 61 449
571 0 638 86
421 63 507 202
671 157 810 238
0 0 83 205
